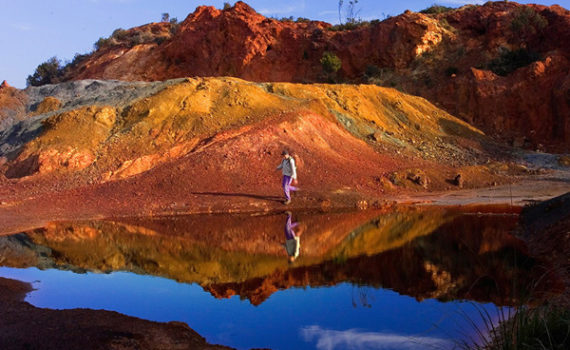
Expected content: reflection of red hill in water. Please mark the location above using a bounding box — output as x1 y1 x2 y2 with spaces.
0 210 560 306
205 215 562 306
0 210 389 284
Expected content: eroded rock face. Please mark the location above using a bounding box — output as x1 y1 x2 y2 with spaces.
426 57 570 152
405 3 570 152
4 106 114 178
64 2 446 83
56 1 569 151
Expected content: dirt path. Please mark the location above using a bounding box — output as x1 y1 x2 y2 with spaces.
402 171 570 206
0 171 568 237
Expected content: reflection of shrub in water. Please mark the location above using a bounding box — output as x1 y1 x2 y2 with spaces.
333 254 348 265
351 286 374 309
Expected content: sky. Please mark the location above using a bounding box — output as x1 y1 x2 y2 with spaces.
1 0 568 88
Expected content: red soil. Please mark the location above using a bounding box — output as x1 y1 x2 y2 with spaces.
0 110 401 234
0 105 516 236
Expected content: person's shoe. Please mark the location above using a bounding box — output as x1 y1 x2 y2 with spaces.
284 199 291 205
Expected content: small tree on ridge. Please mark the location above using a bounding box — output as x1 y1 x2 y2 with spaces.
26 56 62 87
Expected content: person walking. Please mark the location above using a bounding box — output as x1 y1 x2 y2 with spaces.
276 150 298 205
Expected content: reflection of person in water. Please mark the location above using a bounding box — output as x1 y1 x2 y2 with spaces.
284 211 304 263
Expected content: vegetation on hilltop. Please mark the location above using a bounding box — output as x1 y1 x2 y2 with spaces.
26 57 62 87
510 6 548 47
26 54 89 87
420 4 455 15
94 23 178 51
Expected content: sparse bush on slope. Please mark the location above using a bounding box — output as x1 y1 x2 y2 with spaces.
420 4 454 15
321 52 342 74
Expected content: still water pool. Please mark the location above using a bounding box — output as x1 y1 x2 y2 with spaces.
0 209 547 349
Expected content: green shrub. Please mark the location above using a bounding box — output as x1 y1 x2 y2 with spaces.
56 53 91 79
94 37 111 50
487 48 539 76
420 4 454 14
511 6 547 34
511 6 548 49
458 304 570 349
170 21 181 35
67 53 89 68
111 28 129 42
329 21 370 31
223 2 232 10
320 52 342 73
131 32 155 45
95 27 168 50
26 57 63 87
94 28 127 50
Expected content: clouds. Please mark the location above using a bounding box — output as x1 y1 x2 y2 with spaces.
300 326 453 350
8 23 32 32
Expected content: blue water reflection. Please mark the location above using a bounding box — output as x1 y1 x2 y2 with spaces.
0 266 499 350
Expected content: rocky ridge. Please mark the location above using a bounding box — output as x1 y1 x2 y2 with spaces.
21 1 569 152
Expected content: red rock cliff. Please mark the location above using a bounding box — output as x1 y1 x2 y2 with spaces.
59 1 570 151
